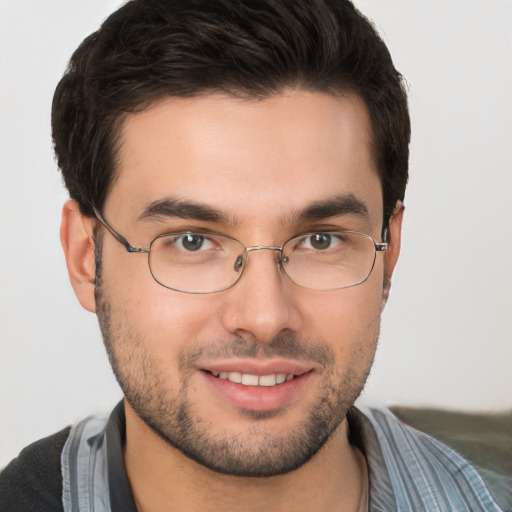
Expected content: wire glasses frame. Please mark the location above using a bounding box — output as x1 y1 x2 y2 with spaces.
93 207 389 294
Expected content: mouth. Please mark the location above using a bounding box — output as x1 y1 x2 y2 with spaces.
198 359 314 412
208 370 297 387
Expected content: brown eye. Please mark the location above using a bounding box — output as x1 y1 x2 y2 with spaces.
309 233 332 250
180 234 205 251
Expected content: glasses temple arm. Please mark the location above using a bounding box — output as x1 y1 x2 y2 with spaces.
92 207 149 253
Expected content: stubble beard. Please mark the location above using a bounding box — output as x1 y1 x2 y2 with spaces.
94 263 379 477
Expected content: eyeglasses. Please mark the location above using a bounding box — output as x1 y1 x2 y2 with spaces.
93 208 388 294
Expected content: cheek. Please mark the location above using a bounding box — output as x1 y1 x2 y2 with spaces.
345 272 385 343
146 295 225 348
101 251 226 349
298 273 384 356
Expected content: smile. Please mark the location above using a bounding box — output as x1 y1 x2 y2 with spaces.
210 371 295 387
201 366 313 411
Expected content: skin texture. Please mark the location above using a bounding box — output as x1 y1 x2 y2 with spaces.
61 90 403 511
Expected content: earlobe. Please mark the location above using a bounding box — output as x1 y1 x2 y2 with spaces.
60 199 97 313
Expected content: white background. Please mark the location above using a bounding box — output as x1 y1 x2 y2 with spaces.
1 0 511 467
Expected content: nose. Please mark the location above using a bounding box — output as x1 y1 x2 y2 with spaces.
221 247 302 343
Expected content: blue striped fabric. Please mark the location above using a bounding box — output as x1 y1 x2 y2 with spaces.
351 408 506 512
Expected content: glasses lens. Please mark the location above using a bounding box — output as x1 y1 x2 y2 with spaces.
282 231 377 290
149 232 245 293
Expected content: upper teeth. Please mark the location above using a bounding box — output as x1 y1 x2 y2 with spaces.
212 371 295 387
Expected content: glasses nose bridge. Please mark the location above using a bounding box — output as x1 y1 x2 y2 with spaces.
244 244 284 264
234 244 283 273
244 244 283 255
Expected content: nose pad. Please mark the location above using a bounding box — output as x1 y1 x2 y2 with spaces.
234 254 244 272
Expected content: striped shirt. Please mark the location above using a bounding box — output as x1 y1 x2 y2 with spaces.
349 407 506 511
0 402 507 511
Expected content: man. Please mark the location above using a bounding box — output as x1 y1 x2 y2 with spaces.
0 0 507 511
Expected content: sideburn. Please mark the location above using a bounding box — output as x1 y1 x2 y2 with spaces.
92 225 105 288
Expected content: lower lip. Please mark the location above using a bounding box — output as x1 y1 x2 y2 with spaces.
201 371 312 412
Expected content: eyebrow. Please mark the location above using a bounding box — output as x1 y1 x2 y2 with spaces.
293 194 369 223
139 197 237 225
138 193 369 227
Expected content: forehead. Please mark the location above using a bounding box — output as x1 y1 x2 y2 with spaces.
108 90 382 231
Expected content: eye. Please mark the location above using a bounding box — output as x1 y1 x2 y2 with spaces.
174 233 213 252
300 233 341 250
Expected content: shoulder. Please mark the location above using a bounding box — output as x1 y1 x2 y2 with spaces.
0 426 70 512
389 406 512 512
351 407 510 512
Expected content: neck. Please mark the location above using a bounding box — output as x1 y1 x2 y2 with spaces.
123 401 365 512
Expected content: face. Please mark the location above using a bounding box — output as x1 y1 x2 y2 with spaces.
84 91 401 476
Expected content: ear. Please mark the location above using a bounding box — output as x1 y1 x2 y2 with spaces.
384 200 404 284
60 199 97 313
